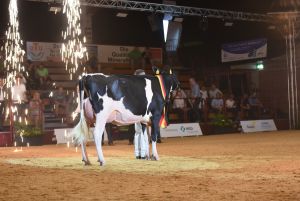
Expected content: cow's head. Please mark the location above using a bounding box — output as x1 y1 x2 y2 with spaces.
152 66 180 93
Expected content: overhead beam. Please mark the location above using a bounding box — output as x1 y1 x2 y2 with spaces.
25 0 274 22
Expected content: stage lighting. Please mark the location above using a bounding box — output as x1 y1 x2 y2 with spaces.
256 61 264 70
163 20 169 42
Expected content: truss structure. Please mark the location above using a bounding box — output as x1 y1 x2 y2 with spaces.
26 0 274 22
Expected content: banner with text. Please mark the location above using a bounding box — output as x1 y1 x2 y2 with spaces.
160 123 203 138
27 42 62 62
98 45 162 64
27 42 162 65
221 38 267 63
240 119 277 133
26 41 99 63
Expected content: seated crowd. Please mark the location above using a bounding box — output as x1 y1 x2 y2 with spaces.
170 77 267 123
0 61 78 131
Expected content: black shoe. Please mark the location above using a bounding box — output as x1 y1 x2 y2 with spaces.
157 139 162 143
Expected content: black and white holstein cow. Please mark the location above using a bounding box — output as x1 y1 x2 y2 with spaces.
73 67 179 166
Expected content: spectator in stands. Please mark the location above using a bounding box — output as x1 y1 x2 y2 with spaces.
0 77 5 131
53 86 67 116
128 47 142 69
211 92 224 113
12 75 27 103
199 85 208 108
29 92 42 127
36 63 49 85
248 93 263 108
208 84 223 99
248 92 263 118
44 76 53 90
189 78 201 121
12 75 27 115
26 62 39 90
240 94 250 119
199 86 209 122
17 73 27 85
172 89 187 110
142 47 153 68
171 89 187 122
225 94 237 118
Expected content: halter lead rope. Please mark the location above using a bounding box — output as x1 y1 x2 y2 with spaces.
156 75 168 128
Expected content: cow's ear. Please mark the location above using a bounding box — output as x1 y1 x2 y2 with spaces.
152 66 160 75
169 69 173 74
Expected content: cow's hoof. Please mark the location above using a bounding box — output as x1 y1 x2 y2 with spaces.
141 156 146 160
99 161 105 166
82 160 91 166
151 155 159 161
136 156 141 159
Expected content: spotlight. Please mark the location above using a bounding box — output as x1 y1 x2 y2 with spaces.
163 20 169 42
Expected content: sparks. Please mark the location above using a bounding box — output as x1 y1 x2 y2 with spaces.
61 0 88 79
4 0 26 89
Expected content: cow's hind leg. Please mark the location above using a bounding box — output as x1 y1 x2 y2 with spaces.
94 113 108 166
81 141 91 165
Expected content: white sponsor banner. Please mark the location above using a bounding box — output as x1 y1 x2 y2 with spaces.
54 128 108 144
26 42 163 64
240 119 277 133
160 123 203 138
221 38 267 63
27 42 62 62
98 45 162 64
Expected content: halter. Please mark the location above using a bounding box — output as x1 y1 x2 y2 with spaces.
156 75 168 128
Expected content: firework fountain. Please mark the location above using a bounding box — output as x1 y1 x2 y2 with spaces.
61 0 88 80
3 0 28 147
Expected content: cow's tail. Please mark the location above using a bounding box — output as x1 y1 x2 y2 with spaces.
72 76 89 145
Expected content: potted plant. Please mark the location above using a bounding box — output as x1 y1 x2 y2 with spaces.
14 122 44 146
211 114 236 134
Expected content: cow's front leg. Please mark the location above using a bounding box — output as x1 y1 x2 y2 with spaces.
81 141 91 165
134 123 142 159
94 113 107 166
151 117 160 161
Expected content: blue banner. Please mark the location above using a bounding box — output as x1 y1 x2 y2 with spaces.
221 38 267 63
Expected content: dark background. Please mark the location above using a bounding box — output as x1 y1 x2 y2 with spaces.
0 0 291 66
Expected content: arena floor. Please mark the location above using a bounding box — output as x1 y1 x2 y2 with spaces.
0 131 300 201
